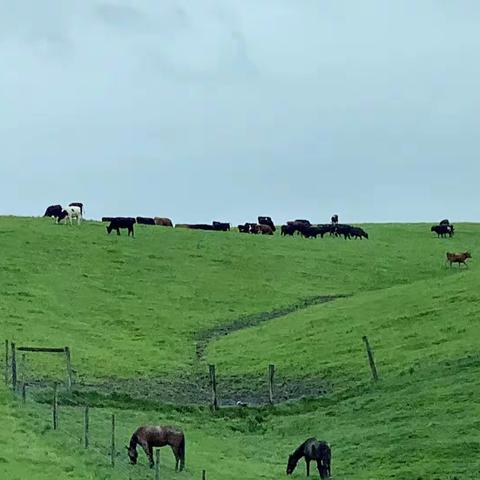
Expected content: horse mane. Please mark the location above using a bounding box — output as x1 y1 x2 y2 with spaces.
129 432 138 449
291 437 316 460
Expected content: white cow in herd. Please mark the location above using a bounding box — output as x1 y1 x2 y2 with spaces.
58 205 83 225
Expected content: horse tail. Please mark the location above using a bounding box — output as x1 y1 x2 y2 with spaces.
178 434 186 470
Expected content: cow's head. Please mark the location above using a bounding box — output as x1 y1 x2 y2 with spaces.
464 252 472 259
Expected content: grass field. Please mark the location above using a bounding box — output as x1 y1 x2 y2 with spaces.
1 216 479 479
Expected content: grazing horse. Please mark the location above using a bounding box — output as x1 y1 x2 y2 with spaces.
286 438 331 479
127 425 185 471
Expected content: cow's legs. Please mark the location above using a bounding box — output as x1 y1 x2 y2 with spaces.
306 459 310 476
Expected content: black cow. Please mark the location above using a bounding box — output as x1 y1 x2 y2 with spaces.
258 216 276 232
281 224 296 236
331 214 339 225
350 227 369 239
136 217 156 225
334 224 354 239
107 217 136 237
44 204 62 219
213 221 230 231
238 223 250 233
431 225 453 238
440 219 450 226
69 202 84 215
301 226 323 238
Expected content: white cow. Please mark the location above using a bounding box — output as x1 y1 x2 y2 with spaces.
58 205 82 225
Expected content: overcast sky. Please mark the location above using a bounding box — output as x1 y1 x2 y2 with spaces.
1 1 479 224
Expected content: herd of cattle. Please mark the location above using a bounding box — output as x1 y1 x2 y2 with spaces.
42 204 464 247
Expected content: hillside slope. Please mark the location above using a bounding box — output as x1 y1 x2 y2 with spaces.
1 217 479 479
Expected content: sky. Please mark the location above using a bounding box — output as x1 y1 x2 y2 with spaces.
1 0 479 224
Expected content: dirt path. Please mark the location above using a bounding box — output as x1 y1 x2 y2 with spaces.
195 294 347 360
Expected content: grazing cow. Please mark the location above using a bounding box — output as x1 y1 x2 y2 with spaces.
350 227 369 239
102 217 116 222
69 202 84 215
154 217 173 227
446 251 471 267
431 225 453 238
301 226 323 238
212 221 230 231
238 223 250 233
292 219 311 227
106 217 135 236
44 204 63 219
57 206 82 224
331 214 339 225
258 216 276 232
281 224 296 236
257 224 273 235
136 217 156 225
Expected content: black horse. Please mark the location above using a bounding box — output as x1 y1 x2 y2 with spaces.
286 438 331 478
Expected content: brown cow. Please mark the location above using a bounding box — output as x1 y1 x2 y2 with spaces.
154 217 173 227
258 224 273 235
446 251 471 267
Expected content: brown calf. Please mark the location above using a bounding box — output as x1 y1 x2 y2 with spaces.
446 251 471 267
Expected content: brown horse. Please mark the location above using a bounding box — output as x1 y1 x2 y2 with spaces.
286 438 331 478
127 425 185 471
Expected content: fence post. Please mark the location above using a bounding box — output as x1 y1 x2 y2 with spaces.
52 383 59 430
64 347 73 391
208 364 218 410
362 336 379 382
154 449 160 480
21 383 27 404
84 406 89 448
4 340 9 386
11 342 16 392
268 364 275 405
20 353 26 385
111 414 116 467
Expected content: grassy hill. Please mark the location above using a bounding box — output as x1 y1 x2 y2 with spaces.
1 216 479 479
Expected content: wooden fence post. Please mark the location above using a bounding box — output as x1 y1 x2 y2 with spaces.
21 383 27 404
4 340 9 386
53 383 59 430
111 414 116 467
11 342 16 392
268 364 275 405
64 347 73 391
208 364 218 410
362 336 379 382
154 449 160 480
84 406 89 448
20 354 26 384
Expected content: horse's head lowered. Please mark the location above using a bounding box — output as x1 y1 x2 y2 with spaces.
127 445 138 464
286 454 298 475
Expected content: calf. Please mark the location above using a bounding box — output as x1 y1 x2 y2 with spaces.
350 227 369 239
446 251 471 267
136 216 156 225
58 206 82 224
106 217 135 237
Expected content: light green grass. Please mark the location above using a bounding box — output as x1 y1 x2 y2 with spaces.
1 216 479 479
